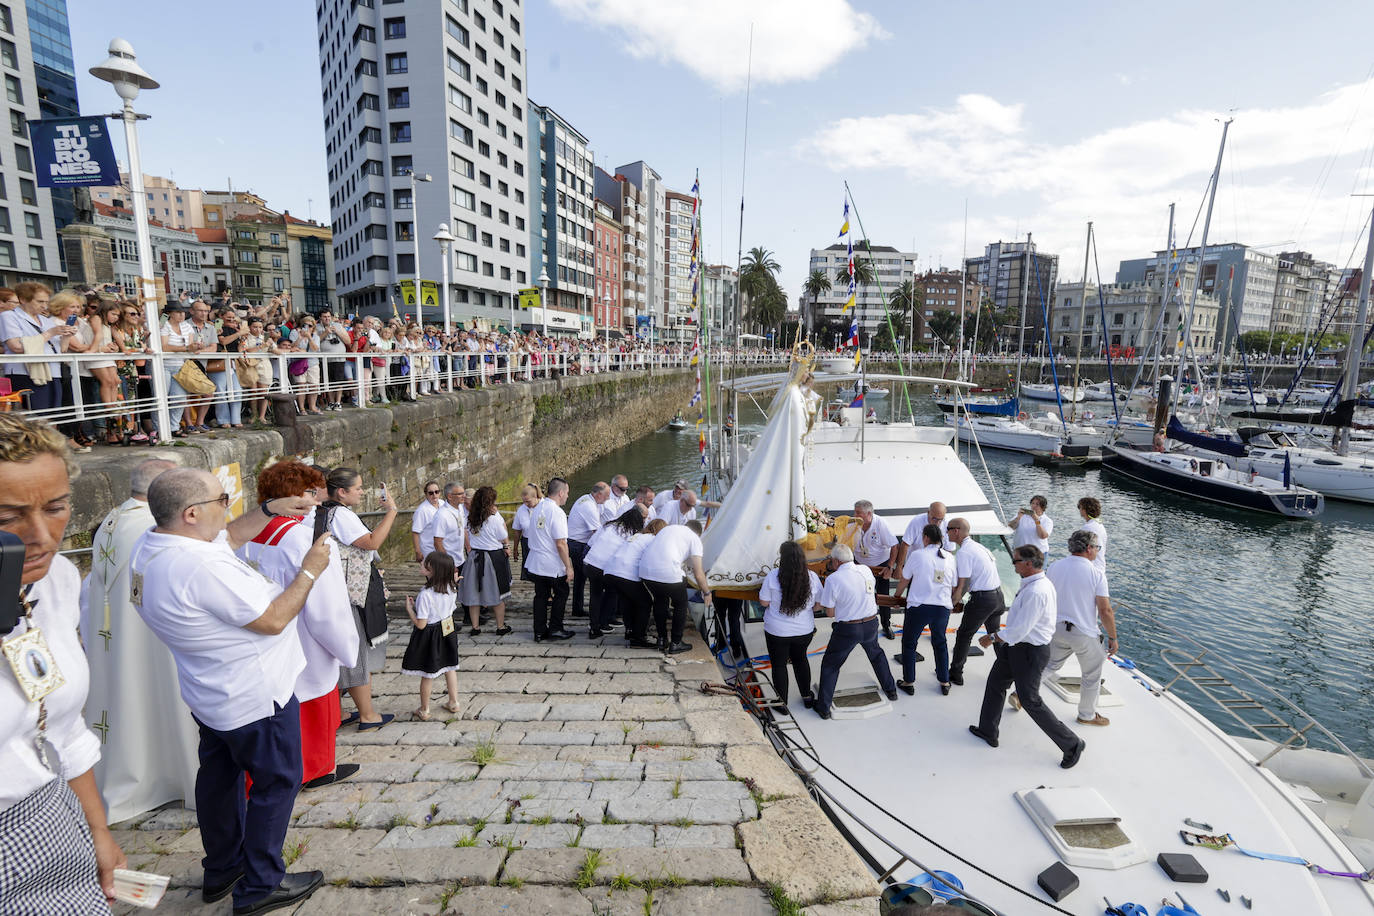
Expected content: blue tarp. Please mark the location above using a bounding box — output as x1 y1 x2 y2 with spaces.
1166 415 1246 458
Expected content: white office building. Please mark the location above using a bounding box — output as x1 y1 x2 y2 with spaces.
316 0 531 323
614 160 666 332
528 101 593 326
807 242 917 338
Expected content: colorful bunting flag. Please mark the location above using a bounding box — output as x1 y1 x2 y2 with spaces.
837 200 850 238
841 198 856 313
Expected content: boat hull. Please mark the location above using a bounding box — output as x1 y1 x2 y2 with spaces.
1021 383 1086 403
1102 446 1324 518
946 414 1062 453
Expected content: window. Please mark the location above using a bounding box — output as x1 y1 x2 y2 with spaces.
0 240 16 268
18 177 33 206
456 252 477 272
269 232 281 245
499 238 510 253
448 85 471 113
385 52 407 73
479 171 491 188
393 188 413 209
482 261 494 277
355 58 378 78
383 17 406 38
357 92 379 111
451 153 474 178
359 126 381 144
446 15 469 45
22 211 38 238
394 221 413 241
364 191 386 208
7 108 20 137
271 256 282 268
454 220 476 240
236 229 256 240
389 122 411 142
478 140 490 157
397 253 414 273
3 73 18 103
391 155 412 175
387 87 409 108
480 233 492 248
452 186 475 210
363 224 388 240
0 7 8 35
354 25 375 43
273 277 284 293
362 159 383 176
0 39 13 69
477 108 488 126
12 143 27 172
475 76 487 96
449 120 472 146
238 250 258 263
0 207 9 233
447 52 469 80
475 44 487 64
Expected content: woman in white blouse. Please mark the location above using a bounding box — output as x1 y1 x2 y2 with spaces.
159 301 202 437
0 414 125 911
758 540 822 714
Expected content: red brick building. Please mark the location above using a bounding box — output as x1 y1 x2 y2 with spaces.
593 198 624 335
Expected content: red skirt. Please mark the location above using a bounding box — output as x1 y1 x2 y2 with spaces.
300 687 341 784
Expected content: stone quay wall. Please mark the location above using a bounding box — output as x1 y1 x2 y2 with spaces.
66 367 699 546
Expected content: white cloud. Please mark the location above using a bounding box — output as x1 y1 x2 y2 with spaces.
801 80 1374 280
550 0 886 92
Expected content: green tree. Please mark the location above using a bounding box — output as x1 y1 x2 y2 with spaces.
927 310 962 349
884 279 922 350
747 273 788 340
739 246 781 336
833 255 875 290
802 268 832 338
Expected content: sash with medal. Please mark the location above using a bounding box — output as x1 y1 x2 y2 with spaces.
3 589 66 772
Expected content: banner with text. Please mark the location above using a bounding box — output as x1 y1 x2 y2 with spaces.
28 116 120 188
398 279 439 308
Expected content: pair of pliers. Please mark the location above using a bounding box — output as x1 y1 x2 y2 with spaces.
1104 899 1150 916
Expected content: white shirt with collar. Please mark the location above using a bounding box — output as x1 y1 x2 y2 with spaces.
901 543 956 609
427 502 468 563
132 529 304 732
652 490 678 512
1080 518 1108 572
524 497 569 577
1012 511 1053 555
567 493 604 544
904 513 951 551
602 491 632 523
657 500 697 527
855 515 898 569
411 499 441 538
602 532 654 581
0 556 102 812
468 512 508 551
1045 555 1109 637
585 523 632 571
759 568 822 637
817 562 877 622
512 503 533 536
0 308 60 375
955 538 1002 592
638 525 703 584
1000 572 1058 647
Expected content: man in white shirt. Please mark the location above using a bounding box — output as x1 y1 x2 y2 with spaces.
422 482 466 564
946 517 1006 687
652 480 686 513
897 501 950 571
132 469 331 912
638 519 712 653
634 485 657 520
1011 495 1053 556
1044 529 1116 726
411 480 443 561
893 523 957 694
853 500 900 639
813 544 899 719
525 477 576 641
969 544 1084 769
602 474 633 522
1076 497 1107 574
567 482 610 619
657 490 698 526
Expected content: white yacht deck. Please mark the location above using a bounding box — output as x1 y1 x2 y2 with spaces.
734 618 1374 915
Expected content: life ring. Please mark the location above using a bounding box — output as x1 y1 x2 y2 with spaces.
1017 411 1028 421
1083 410 1094 421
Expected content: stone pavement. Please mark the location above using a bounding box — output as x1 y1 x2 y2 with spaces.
110 575 879 915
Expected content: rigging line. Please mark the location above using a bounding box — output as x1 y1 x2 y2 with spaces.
1089 227 1123 425
1029 247 1068 430
731 23 754 364
1293 61 1374 244
843 181 917 418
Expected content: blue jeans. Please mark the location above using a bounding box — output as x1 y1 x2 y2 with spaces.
164 368 187 427
193 697 302 907
815 617 896 715
903 603 951 684
210 369 241 425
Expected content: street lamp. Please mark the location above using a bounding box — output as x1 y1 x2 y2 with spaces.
538 268 550 336
89 38 171 442
433 223 455 334
406 169 431 325
602 293 612 343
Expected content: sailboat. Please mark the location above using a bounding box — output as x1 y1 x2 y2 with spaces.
1020 381 1086 402
699 345 1371 915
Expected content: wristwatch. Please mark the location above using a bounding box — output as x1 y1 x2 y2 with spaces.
260 499 280 518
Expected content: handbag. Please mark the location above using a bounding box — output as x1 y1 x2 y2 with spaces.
173 359 215 395
288 358 308 376
235 358 258 388
204 359 226 372
316 504 389 644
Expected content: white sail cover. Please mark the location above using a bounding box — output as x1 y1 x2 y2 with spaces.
702 382 808 590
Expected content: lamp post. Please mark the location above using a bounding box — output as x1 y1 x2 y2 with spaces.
89 39 171 442
406 169 431 325
433 223 455 333
602 293 612 343
538 268 550 336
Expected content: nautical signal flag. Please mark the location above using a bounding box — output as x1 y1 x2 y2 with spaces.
846 318 859 348
837 200 850 238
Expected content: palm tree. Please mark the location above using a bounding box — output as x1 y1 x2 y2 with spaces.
833 255 875 289
801 269 831 338
748 274 787 341
739 246 781 337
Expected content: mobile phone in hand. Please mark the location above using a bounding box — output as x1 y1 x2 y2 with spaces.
379 484 389 504
65 315 78 326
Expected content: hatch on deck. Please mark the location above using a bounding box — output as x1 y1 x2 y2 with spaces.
1015 787 1150 870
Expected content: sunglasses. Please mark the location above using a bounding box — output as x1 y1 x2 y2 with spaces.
187 493 231 511
425 488 441 495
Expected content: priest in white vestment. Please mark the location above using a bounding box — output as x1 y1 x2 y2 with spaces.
79 459 200 822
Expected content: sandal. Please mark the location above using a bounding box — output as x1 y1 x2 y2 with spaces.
442 700 461 715
413 707 431 721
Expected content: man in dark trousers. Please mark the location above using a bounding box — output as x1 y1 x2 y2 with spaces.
946 517 1006 687
968 544 1085 769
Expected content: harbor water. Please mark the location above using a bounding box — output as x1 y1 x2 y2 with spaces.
570 390 1374 759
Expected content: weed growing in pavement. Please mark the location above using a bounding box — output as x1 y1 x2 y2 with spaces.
574 850 604 890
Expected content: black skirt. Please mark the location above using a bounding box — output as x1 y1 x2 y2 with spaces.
400 622 461 677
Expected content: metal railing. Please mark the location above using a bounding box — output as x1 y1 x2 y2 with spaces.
2 348 789 434
1117 599 1374 778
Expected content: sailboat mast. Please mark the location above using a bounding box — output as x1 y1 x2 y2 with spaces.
957 199 968 379
1073 221 1092 420
1336 201 1374 456
1173 118 1231 417
1015 233 1032 397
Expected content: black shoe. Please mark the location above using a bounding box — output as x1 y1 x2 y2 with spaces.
666 641 693 654
776 704 791 717
816 706 832 720
801 692 816 709
534 634 546 643
548 629 575 641
940 683 952 696
629 638 658 649
968 725 999 748
892 651 925 664
896 681 915 696
302 763 360 790
967 644 985 657
884 688 899 701
469 627 481 637
569 610 588 618
494 626 513 637
203 870 244 903
232 870 324 915
589 628 607 639
731 642 747 659
357 713 394 731
603 620 624 629
882 626 895 640
950 672 964 686
1061 738 1086 770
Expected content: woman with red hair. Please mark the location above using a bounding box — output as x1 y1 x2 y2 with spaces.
236 460 359 788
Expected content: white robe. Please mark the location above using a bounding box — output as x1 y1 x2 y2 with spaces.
79 499 200 823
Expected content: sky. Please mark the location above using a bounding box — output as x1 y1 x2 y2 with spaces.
69 0 1374 306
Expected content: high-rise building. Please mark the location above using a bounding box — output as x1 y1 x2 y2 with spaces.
1056 266 1220 358
1116 243 1277 352
0 2 64 287
964 240 1059 352
662 189 695 341
614 160 665 330
285 213 335 313
701 264 738 340
528 101 593 326
24 0 75 235
591 197 622 336
912 269 985 348
594 166 648 331
807 241 916 338
1269 250 1338 338
317 0 530 322
91 172 204 230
